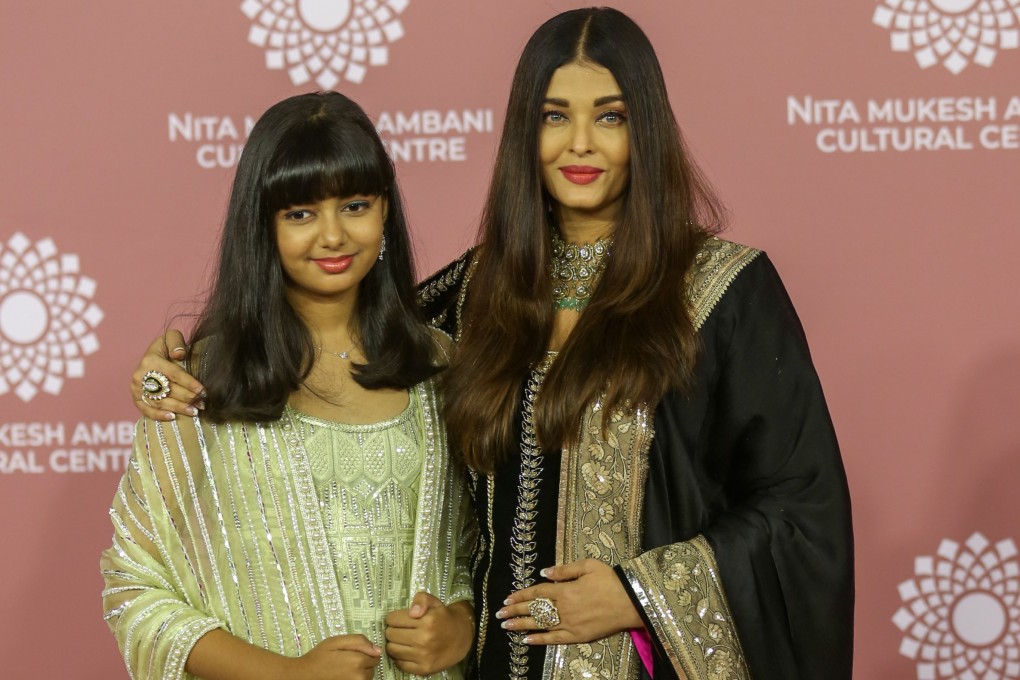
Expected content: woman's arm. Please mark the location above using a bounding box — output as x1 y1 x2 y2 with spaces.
187 629 380 680
621 256 853 680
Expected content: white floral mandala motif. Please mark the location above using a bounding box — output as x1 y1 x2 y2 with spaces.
0 232 103 402
893 532 1020 679
241 0 409 87
873 0 1020 73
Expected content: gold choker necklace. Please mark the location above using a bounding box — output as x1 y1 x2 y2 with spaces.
549 231 612 310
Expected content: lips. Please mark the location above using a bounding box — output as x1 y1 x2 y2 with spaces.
559 165 604 185
312 256 354 274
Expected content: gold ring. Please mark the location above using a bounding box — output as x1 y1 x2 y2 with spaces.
141 370 171 401
528 597 560 629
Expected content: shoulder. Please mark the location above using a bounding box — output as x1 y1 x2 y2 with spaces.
690 238 815 359
687 236 765 330
416 248 478 335
426 326 455 367
416 248 477 308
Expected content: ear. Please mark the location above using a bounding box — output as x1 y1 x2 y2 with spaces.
381 195 389 221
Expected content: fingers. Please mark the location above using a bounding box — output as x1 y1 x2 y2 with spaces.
409 590 443 618
504 583 547 605
326 634 381 657
541 560 590 582
500 614 545 632
137 356 205 400
154 330 188 359
384 609 415 628
134 385 203 421
496 600 534 620
385 642 437 676
521 629 575 646
383 626 418 647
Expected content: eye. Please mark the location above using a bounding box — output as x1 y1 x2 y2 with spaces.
542 110 568 125
341 199 372 213
597 110 627 126
282 208 314 221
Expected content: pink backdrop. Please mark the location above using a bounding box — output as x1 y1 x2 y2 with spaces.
2 2 1018 678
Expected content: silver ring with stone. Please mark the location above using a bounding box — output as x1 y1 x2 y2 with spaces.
141 370 172 401
528 597 560 629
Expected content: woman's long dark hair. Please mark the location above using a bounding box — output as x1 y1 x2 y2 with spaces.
189 91 439 422
444 8 726 471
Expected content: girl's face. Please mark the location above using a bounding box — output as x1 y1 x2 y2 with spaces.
274 194 386 309
539 61 631 230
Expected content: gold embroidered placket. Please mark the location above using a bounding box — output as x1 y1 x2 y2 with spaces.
508 357 554 680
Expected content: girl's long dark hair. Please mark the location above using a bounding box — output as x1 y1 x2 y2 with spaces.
444 8 726 471
189 91 439 422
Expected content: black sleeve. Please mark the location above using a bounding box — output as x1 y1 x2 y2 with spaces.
701 256 854 679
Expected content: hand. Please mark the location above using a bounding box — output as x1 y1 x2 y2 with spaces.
289 634 381 680
131 329 205 421
385 592 474 675
497 559 644 645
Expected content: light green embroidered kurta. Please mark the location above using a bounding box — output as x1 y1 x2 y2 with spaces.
295 389 428 680
101 379 475 680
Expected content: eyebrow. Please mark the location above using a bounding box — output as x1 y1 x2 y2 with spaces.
542 95 626 107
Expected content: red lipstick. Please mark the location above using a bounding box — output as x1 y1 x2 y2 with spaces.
559 165 604 185
313 256 354 274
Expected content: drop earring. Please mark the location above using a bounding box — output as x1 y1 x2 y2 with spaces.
378 234 386 261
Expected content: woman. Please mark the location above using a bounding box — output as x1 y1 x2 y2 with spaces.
102 92 475 680
132 8 853 680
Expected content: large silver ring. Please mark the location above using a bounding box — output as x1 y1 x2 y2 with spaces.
528 597 560 629
141 370 171 401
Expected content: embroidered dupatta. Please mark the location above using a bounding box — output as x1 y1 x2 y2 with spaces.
101 379 475 680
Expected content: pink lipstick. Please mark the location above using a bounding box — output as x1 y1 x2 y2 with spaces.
313 256 354 274
559 165 604 185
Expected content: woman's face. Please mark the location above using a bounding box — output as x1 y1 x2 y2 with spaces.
274 194 386 309
539 61 630 230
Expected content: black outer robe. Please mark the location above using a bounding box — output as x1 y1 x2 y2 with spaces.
416 246 854 680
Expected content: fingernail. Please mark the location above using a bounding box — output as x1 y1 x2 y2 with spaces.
196 401 206 410
165 412 176 421
186 407 198 416
411 605 422 617
503 598 511 606
172 346 186 353
540 568 550 577
523 636 534 644
199 389 207 399
495 609 506 619
500 621 510 629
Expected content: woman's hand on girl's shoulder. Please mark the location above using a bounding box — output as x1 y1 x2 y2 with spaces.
131 329 205 421
384 592 474 675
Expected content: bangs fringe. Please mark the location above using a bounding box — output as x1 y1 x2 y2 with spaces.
263 119 393 212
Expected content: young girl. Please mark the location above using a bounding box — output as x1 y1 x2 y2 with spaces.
101 92 475 680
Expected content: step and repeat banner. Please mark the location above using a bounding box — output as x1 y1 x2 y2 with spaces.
1 2 1018 678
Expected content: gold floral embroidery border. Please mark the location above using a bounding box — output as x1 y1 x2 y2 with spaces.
543 400 653 680
622 537 750 680
687 238 761 331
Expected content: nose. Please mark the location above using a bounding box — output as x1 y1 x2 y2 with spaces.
318 212 347 248
570 123 593 156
